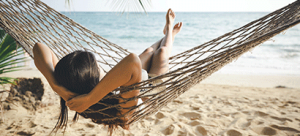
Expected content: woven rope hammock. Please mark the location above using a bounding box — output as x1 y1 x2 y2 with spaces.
1 0 300 125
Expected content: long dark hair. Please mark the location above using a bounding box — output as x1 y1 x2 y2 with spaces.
51 51 126 135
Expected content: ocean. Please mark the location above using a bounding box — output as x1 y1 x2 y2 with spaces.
56 12 300 76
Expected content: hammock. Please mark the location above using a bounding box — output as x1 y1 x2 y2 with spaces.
1 0 300 125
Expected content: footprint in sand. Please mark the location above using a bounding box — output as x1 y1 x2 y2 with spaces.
189 120 201 126
196 126 207 136
173 99 183 104
241 110 251 115
181 112 202 120
145 116 155 121
241 121 251 128
6 122 16 130
226 129 242 136
29 121 37 128
254 111 269 117
252 126 277 135
270 116 293 122
16 131 35 136
271 125 300 134
155 112 166 119
190 103 201 110
85 123 95 128
162 124 179 135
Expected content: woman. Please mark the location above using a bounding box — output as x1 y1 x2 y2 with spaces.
33 9 182 134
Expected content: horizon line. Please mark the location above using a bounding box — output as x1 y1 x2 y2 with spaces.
59 11 271 13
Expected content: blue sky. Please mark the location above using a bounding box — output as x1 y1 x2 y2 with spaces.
41 0 296 12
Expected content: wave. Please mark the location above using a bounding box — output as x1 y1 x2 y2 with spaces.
280 53 299 59
62 12 300 75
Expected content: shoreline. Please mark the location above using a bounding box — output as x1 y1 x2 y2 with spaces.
202 72 300 89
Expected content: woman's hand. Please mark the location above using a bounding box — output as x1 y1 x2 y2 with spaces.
53 85 77 101
54 83 91 113
66 94 93 113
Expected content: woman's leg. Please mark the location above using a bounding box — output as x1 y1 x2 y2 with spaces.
139 9 182 73
138 38 163 71
148 9 182 75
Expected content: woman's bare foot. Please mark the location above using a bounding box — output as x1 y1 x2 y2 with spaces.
172 22 183 36
163 9 175 34
163 22 183 36
166 9 175 25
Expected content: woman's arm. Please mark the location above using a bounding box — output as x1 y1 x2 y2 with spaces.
33 43 76 101
66 53 142 113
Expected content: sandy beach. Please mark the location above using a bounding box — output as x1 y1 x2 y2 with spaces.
0 68 300 136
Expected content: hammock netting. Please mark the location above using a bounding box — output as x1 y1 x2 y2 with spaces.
1 0 300 125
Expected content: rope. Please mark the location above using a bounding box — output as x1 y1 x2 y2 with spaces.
0 0 299 125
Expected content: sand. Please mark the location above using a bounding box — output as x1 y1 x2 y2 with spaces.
0 68 300 136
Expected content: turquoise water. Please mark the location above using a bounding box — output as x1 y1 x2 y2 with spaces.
60 12 300 76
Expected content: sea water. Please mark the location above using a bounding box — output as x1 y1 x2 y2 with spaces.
58 12 300 76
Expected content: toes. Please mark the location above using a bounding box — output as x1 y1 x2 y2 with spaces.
171 10 175 17
177 22 182 28
168 9 175 18
174 22 181 28
174 23 179 28
173 22 183 32
168 8 172 15
179 22 183 28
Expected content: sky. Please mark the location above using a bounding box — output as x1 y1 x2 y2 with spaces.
41 0 296 12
